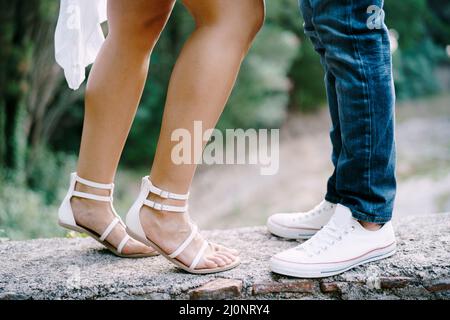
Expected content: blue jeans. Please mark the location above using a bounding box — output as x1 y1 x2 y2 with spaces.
299 0 396 223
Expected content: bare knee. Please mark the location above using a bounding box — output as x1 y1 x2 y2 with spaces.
107 0 175 53
183 0 265 50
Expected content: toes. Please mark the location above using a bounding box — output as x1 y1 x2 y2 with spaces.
123 239 154 255
224 247 239 256
202 257 219 269
208 254 227 267
212 243 239 256
215 252 233 264
216 251 236 262
140 245 156 255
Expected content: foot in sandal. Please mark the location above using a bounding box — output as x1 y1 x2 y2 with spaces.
58 173 158 258
126 176 240 274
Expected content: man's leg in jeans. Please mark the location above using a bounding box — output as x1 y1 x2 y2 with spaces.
327 0 395 224
306 0 396 223
269 0 397 278
300 0 342 206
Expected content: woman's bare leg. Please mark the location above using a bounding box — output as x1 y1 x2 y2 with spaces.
140 0 265 268
72 0 175 255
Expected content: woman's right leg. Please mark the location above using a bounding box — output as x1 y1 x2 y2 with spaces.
71 0 175 255
138 0 265 269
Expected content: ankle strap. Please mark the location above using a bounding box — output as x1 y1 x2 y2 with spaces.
144 176 189 200
141 176 189 213
143 199 188 213
73 173 114 190
70 172 114 202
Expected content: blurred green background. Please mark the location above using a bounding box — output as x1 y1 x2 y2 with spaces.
1 0 449 240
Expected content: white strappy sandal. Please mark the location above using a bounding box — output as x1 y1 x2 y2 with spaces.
126 176 240 274
58 172 158 258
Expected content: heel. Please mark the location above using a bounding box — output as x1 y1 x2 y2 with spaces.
58 172 158 258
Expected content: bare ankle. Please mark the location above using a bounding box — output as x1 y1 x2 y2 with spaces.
358 220 383 231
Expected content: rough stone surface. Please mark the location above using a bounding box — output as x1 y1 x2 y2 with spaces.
189 278 242 300
0 213 449 300
252 280 315 295
320 282 342 294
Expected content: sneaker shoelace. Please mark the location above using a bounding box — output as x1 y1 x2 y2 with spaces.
296 201 330 220
297 220 355 256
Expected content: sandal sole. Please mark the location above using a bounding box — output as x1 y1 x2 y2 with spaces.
127 227 240 274
59 221 159 258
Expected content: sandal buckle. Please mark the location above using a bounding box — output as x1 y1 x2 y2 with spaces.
154 203 163 211
160 190 169 199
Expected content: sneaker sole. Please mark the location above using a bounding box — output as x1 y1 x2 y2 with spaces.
270 242 396 278
267 219 318 240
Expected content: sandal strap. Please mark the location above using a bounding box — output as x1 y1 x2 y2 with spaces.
168 224 198 259
75 174 114 190
143 199 188 213
72 190 112 202
189 241 209 270
117 234 130 254
145 177 189 200
71 173 114 202
99 217 120 241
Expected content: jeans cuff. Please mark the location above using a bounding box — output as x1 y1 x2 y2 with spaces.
325 193 341 205
348 207 392 224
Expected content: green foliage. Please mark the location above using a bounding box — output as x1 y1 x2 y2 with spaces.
385 0 430 51
264 0 327 112
0 0 62 178
288 38 327 112
426 0 450 47
0 171 65 240
393 39 444 99
26 146 77 204
219 25 299 129
385 0 449 99
0 146 76 240
122 4 194 166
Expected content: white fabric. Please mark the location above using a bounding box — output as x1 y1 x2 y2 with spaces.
55 0 107 90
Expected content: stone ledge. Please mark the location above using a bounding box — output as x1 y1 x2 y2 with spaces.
0 213 449 300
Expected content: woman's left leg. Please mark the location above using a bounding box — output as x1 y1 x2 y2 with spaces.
139 0 265 270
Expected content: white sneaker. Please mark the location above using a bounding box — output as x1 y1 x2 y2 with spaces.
267 200 337 239
270 204 396 278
